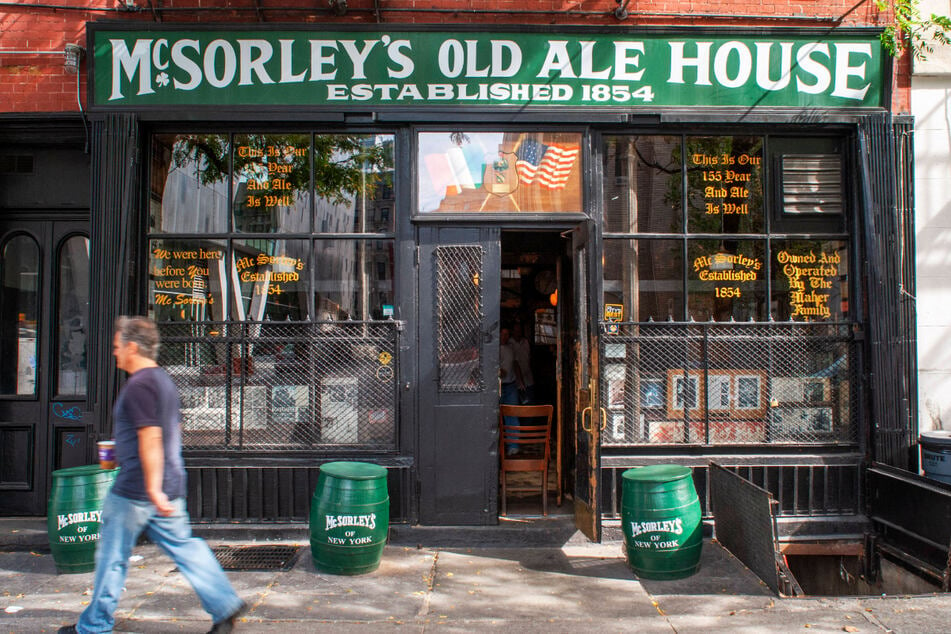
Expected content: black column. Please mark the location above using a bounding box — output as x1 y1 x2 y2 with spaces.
857 112 917 471
86 113 141 440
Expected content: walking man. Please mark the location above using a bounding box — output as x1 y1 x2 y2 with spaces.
60 316 246 634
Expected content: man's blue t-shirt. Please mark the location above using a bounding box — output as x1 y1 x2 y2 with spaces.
111 367 187 501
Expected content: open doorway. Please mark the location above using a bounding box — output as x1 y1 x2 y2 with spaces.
499 230 577 517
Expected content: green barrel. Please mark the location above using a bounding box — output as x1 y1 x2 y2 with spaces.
310 461 389 575
47 465 118 574
621 465 702 580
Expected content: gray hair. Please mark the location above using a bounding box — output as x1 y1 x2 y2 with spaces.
114 316 160 361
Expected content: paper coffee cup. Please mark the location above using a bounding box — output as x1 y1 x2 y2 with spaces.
97 440 116 470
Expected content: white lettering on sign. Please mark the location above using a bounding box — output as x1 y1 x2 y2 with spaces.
629 517 684 538
667 40 871 99
57 510 102 531
325 513 377 531
110 38 155 100
59 532 101 543
101 34 879 106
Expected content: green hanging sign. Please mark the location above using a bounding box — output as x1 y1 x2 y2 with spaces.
89 27 886 109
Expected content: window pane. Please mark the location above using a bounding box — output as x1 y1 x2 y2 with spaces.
233 134 311 233
0 235 39 396
56 236 89 396
771 240 848 321
603 136 682 233
150 134 229 233
685 136 764 233
149 239 226 322
314 134 395 233
234 238 310 321
315 239 395 321
603 239 683 322
687 239 766 321
418 131 582 213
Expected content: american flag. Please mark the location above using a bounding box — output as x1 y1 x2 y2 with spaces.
515 139 579 189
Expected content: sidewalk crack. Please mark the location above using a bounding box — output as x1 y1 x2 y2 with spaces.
417 551 438 617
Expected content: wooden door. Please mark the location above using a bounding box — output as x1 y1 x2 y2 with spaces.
0 219 91 515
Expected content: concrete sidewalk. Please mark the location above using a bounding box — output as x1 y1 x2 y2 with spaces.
1 517 950 633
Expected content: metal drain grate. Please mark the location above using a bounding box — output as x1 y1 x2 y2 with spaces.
210 545 301 571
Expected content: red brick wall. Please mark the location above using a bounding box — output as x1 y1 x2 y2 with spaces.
0 0 909 114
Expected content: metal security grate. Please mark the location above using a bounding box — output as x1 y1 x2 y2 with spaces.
211 544 301 571
600 322 856 446
434 245 484 392
709 464 802 596
158 321 399 450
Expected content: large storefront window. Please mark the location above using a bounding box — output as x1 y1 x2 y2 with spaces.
149 133 394 322
417 131 582 213
149 132 397 450
601 134 854 447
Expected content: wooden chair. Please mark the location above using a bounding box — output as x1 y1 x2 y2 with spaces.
499 404 553 516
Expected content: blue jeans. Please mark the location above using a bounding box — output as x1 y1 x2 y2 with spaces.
77 490 243 633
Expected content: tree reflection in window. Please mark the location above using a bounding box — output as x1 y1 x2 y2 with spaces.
169 134 391 220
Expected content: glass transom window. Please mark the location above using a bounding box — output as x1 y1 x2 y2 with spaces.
417 131 582 214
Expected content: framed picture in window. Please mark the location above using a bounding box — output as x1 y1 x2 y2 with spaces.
606 364 625 408
609 412 625 442
771 406 834 439
769 377 831 406
733 372 766 417
703 370 767 419
802 379 829 403
321 376 360 444
706 375 732 411
640 379 664 409
271 385 310 425
234 385 267 429
180 386 207 411
666 370 704 419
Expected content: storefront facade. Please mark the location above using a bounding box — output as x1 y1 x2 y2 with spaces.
1 12 918 542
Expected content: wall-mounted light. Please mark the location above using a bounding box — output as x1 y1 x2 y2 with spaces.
329 0 348 16
64 44 84 74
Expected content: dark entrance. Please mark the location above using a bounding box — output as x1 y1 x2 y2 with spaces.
0 218 91 515
499 230 573 516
